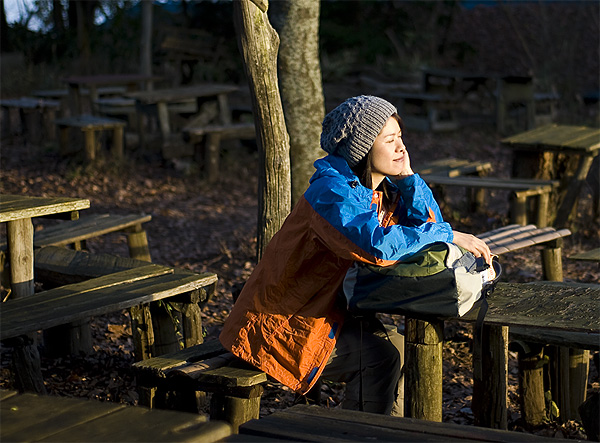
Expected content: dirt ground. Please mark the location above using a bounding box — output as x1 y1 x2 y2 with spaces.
0 115 598 440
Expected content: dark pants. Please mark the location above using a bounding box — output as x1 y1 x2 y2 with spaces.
321 316 404 416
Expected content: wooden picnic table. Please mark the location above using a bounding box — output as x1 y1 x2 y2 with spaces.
501 124 600 227
0 194 90 299
0 194 90 394
124 83 239 153
0 389 231 442
62 73 162 115
422 68 536 133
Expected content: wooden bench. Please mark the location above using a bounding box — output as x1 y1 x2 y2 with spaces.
182 122 256 183
54 114 127 162
1 246 218 362
569 248 600 262
227 403 560 442
389 91 460 132
132 338 267 432
34 213 152 262
0 97 61 143
1 389 232 442
417 158 492 177
421 174 560 226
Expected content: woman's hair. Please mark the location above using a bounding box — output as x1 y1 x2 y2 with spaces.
351 113 404 211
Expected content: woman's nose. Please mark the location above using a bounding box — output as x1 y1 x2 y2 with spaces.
396 138 406 151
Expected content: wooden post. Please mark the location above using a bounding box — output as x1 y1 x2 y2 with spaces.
126 227 152 262
150 302 181 356
473 324 508 429
83 128 95 162
541 239 563 282
130 304 155 361
206 133 221 184
518 344 547 426
554 154 595 228
112 125 124 160
509 192 528 226
404 318 443 421
210 386 264 433
568 349 590 421
6 218 46 394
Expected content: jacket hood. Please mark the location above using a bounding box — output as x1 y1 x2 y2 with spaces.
311 154 398 193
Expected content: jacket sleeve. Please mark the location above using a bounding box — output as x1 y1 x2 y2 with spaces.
394 173 445 225
306 176 454 264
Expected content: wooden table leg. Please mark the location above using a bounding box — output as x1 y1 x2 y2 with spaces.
6 218 46 394
404 318 443 421
554 154 596 227
472 324 508 429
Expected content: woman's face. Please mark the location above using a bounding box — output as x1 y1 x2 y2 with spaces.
369 116 408 188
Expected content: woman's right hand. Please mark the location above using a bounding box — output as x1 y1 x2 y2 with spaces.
452 230 492 265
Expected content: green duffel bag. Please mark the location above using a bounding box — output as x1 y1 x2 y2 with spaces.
343 242 501 320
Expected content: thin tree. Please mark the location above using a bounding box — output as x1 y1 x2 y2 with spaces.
271 0 325 207
233 0 291 260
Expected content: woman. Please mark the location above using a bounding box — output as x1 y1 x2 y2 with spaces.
220 95 491 416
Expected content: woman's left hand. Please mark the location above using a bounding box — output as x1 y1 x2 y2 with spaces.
452 230 492 265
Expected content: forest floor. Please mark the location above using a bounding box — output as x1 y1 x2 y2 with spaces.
0 111 598 440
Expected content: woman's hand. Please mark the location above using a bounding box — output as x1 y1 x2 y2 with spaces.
452 230 492 265
396 148 414 179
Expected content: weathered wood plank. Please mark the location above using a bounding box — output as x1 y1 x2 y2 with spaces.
462 282 600 334
0 195 90 223
133 339 227 379
501 125 600 153
0 391 231 442
1 271 217 340
34 246 149 285
34 213 152 247
0 392 126 441
238 404 556 442
421 175 558 191
570 248 600 262
3 264 172 313
54 114 127 129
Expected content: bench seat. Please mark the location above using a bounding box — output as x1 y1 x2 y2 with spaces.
1 97 61 143
0 213 153 262
417 158 492 177
1 389 232 442
54 114 127 162
422 174 560 226
132 339 267 431
231 403 558 442
2 247 218 361
390 91 460 132
182 122 256 183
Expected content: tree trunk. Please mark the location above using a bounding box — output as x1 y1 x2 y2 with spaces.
233 0 291 260
271 0 325 207
140 0 153 90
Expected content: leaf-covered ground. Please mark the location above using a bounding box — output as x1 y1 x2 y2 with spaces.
0 120 598 440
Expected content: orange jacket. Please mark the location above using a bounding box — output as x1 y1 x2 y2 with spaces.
220 155 452 394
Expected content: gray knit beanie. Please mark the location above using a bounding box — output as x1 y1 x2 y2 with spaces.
320 95 397 167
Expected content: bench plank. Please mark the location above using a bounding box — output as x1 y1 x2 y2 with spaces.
54 114 127 129
417 158 492 177
33 213 152 247
421 174 558 191
0 195 90 223
236 404 556 442
462 282 600 336
0 391 231 443
569 248 600 262
1 269 217 340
